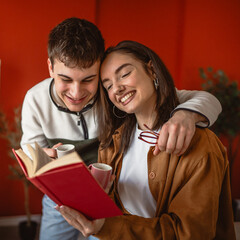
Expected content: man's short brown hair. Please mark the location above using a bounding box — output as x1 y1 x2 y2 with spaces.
48 17 105 69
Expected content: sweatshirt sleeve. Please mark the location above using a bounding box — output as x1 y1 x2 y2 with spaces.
96 153 232 240
173 89 222 127
20 91 49 155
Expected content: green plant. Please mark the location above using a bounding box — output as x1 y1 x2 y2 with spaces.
0 106 32 226
199 67 240 174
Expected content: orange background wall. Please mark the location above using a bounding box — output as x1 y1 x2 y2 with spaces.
0 0 239 216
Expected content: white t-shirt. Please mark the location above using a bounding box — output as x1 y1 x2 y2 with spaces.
118 125 157 218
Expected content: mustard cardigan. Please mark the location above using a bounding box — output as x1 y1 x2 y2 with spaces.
96 127 235 240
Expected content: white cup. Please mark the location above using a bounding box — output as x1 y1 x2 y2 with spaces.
56 144 75 158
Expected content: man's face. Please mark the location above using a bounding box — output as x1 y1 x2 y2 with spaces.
48 59 100 112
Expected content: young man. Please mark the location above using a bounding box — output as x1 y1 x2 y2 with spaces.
20 18 222 240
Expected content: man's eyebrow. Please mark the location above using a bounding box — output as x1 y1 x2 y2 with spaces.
57 74 72 80
102 63 132 84
82 74 98 80
57 74 97 81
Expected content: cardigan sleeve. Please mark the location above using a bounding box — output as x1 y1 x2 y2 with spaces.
173 89 222 127
96 152 234 240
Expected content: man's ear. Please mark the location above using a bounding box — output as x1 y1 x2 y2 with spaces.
47 58 54 78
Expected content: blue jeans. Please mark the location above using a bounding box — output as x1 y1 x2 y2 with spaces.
39 195 98 240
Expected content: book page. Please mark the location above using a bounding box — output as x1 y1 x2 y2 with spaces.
15 149 34 177
33 143 53 173
35 151 83 176
27 144 40 174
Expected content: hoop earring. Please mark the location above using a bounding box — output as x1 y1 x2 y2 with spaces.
153 78 159 90
113 106 127 118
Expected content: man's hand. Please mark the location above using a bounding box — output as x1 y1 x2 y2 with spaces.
43 143 62 159
56 205 105 237
153 110 206 156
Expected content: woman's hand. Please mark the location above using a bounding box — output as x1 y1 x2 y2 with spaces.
153 110 205 156
56 205 105 237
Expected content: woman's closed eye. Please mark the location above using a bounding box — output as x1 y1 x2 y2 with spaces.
121 71 131 78
106 84 112 91
102 81 112 91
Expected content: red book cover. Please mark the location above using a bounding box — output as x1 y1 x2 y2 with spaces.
12 149 122 220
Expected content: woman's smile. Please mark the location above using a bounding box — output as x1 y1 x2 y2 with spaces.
119 91 135 105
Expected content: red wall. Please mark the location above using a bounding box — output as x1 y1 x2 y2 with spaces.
0 0 239 216
98 0 185 87
180 0 240 89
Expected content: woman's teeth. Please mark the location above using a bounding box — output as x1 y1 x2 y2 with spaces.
120 92 134 103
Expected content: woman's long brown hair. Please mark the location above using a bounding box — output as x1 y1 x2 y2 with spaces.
96 40 179 154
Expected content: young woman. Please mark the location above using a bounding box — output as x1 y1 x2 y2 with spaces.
57 41 235 239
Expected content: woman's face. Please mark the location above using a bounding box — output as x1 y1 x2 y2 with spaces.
100 52 157 117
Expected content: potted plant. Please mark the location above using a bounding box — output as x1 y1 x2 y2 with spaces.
199 67 240 220
0 106 38 240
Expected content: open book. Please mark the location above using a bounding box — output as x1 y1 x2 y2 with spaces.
13 143 122 220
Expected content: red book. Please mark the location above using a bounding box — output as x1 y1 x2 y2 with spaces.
13 143 122 220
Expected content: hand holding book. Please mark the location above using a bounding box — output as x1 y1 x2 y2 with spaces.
13 142 122 220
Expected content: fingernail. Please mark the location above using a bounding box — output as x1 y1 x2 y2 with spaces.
54 205 60 211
